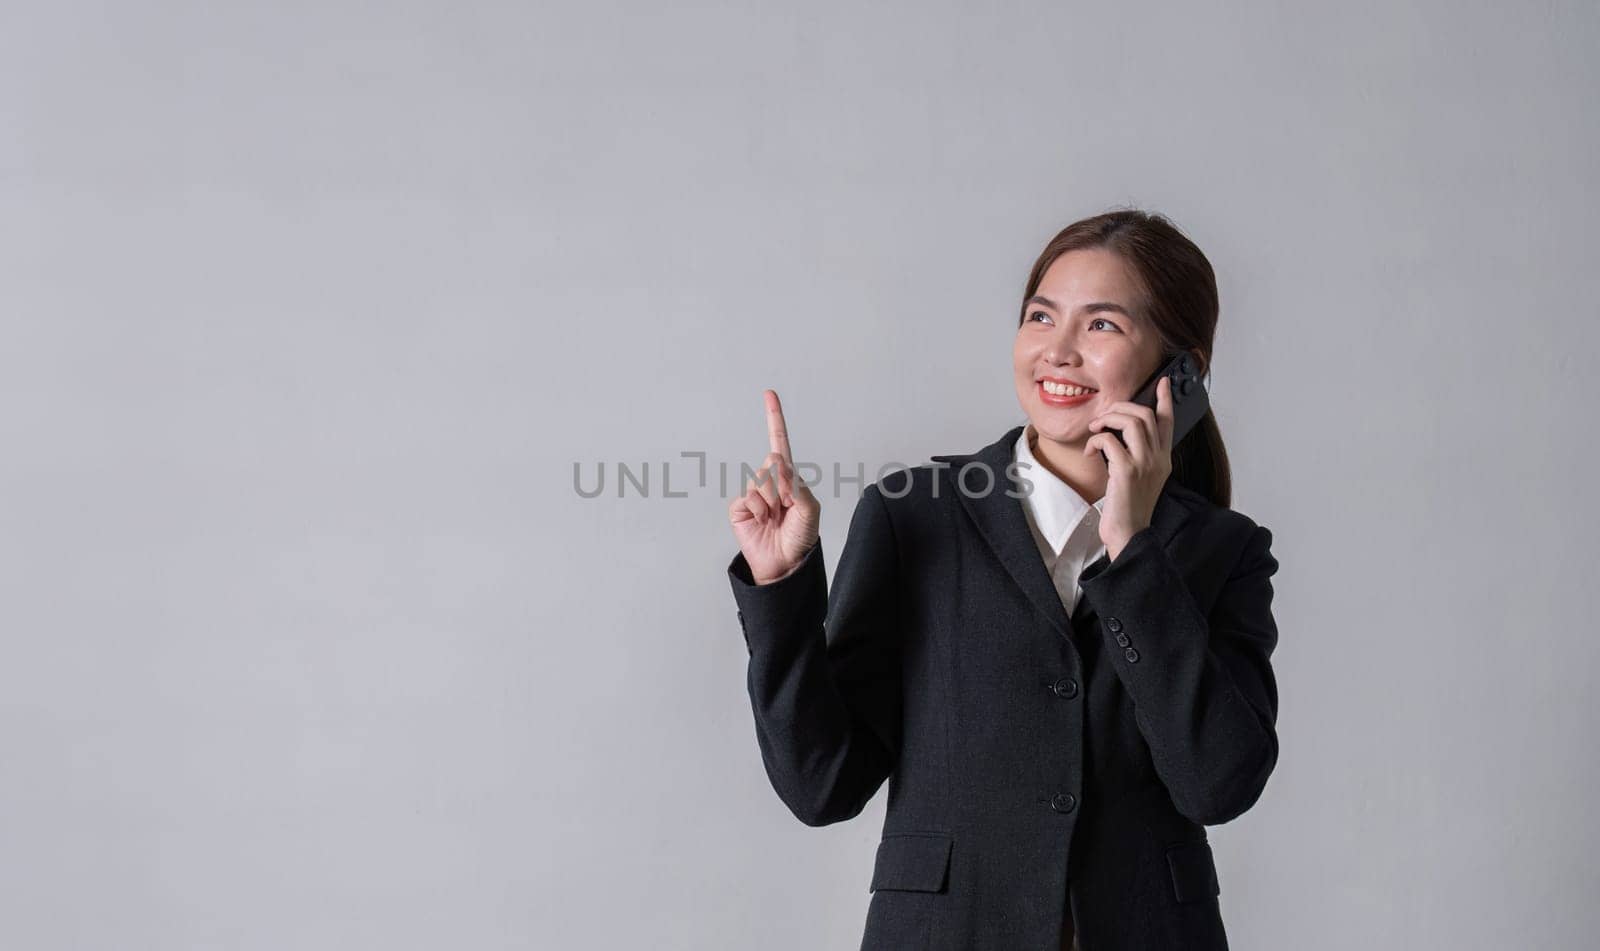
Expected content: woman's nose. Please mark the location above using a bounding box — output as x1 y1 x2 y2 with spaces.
1043 340 1081 366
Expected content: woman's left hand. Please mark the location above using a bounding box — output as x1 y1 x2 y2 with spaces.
1083 374 1175 561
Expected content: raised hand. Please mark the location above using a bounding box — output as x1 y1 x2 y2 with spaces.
728 389 821 584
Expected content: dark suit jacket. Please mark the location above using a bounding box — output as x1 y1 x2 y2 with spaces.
727 424 1281 950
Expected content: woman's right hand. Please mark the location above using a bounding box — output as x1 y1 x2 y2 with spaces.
728 389 821 585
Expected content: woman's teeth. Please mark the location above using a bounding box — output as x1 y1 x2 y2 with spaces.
1041 381 1095 397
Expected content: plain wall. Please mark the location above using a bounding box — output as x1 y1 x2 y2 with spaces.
2 0 1596 947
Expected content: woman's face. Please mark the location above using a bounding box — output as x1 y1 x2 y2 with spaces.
1012 247 1167 447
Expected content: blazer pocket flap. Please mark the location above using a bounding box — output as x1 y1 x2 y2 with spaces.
1165 840 1220 904
870 833 953 893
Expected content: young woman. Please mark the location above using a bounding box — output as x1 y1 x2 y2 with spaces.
725 209 1281 951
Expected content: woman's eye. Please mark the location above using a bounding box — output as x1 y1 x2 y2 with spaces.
1089 317 1121 332
1027 311 1051 324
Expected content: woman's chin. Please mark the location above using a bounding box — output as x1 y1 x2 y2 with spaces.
1026 418 1085 447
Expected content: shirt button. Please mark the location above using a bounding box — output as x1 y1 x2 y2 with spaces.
1105 617 1123 632
1050 792 1077 813
1115 633 1131 648
1051 677 1079 699
1124 647 1140 663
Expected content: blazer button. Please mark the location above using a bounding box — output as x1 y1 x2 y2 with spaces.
1105 617 1123 632
1051 677 1079 699
1124 647 1140 663
1050 792 1077 813
1115 633 1131 648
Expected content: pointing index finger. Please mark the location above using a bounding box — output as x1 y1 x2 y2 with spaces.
765 389 794 464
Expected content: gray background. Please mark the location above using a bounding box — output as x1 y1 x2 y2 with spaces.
3 1 1596 948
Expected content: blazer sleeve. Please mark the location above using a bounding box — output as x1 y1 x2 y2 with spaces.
726 482 902 827
1077 521 1281 825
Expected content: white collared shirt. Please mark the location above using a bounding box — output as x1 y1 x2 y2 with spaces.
1014 422 1107 615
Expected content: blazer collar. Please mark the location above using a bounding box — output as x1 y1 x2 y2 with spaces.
930 424 1197 641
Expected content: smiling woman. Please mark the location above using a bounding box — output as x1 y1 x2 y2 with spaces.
1014 214 1231 511
726 208 1279 951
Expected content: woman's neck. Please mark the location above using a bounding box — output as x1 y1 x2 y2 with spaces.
1027 425 1107 506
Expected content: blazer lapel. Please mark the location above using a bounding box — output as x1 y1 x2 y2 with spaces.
931 424 1195 643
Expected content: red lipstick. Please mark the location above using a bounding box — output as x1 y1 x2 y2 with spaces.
1036 378 1097 407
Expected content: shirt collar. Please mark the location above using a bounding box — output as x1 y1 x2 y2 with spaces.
1014 421 1105 558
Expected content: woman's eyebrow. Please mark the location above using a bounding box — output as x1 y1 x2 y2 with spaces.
1027 294 1134 318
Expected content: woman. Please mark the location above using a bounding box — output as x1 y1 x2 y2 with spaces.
725 209 1281 950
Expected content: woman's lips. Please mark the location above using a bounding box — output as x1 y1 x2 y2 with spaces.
1037 381 1096 407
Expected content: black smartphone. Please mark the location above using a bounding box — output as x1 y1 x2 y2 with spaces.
1098 351 1210 464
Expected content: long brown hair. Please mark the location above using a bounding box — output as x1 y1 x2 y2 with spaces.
1017 208 1233 508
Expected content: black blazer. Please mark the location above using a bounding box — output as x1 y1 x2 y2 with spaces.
726 424 1282 950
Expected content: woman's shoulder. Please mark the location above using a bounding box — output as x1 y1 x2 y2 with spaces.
862 462 945 508
1164 481 1275 558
